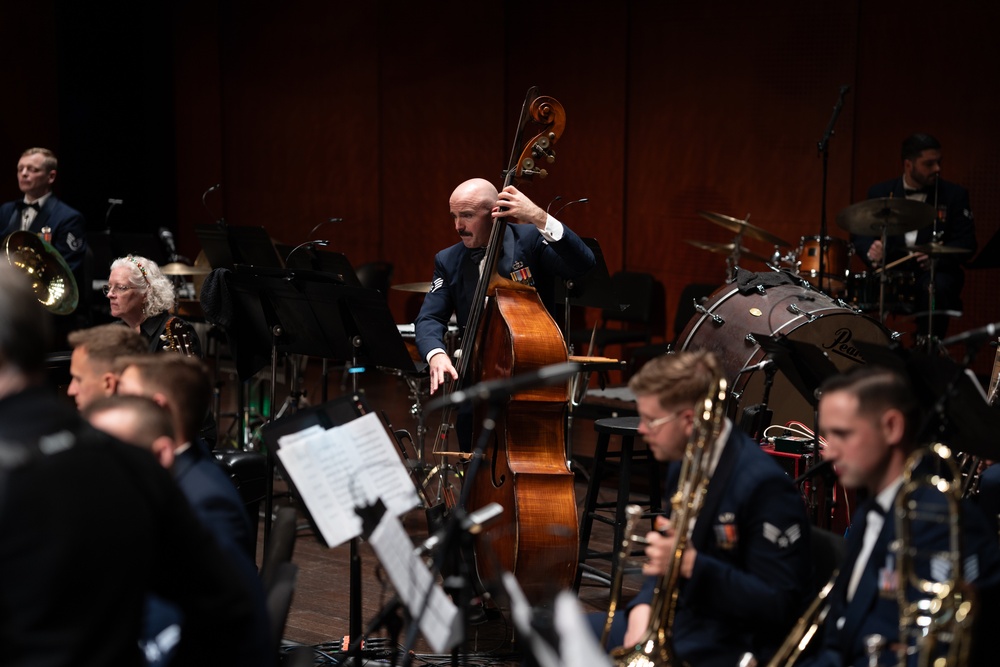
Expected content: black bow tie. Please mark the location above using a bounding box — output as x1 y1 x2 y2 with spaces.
16 201 40 212
468 247 487 264
904 187 929 196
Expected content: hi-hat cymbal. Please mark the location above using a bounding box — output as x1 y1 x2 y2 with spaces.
697 210 791 248
391 281 433 293
835 197 934 236
161 262 212 276
909 242 972 256
685 239 770 264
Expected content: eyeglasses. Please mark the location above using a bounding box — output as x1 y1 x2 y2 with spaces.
639 410 684 432
102 284 138 295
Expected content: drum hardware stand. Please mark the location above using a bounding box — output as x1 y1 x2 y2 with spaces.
815 84 850 297
736 359 777 442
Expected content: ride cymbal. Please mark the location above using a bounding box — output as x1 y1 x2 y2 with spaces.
909 242 972 256
697 210 791 248
391 282 433 293
835 198 934 236
685 239 770 264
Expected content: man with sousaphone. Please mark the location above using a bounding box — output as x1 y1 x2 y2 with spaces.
596 350 813 666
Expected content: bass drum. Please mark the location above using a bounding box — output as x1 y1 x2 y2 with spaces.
676 282 891 429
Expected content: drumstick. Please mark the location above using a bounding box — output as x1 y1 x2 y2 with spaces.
875 252 918 274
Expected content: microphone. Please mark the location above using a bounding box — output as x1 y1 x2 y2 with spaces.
414 502 504 555
552 197 589 219
546 195 562 215
202 183 224 225
737 358 774 375
105 198 123 228
940 321 1000 347
423 361 582 413
308 217 344 238
286 239 330 266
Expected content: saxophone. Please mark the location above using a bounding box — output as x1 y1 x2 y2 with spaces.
609 377 728 667
957 336 1000 498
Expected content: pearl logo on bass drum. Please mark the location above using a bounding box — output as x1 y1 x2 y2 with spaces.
822 327 867 364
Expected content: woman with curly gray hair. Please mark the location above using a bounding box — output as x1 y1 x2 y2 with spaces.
105 255 202 356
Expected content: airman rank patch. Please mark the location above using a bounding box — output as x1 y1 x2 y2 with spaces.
763 522 801 549
429 277 444 293
67 232 83 251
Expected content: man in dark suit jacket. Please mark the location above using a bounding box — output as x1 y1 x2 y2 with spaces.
809 365 1000 667
851 133 976 337
0 147 87 273
415 177 594 393
0 265 264 667
598 351 813 667
414 177 594 451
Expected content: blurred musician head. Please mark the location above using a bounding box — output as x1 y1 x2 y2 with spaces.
450 177 498 250
114 353 211 446
83 394 177 469
0 264 51 389
66 323 148 410
817 365 921 496
106 254 176 330
628 350 723 462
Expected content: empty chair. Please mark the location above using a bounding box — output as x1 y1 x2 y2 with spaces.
213 449 268 550
266 561 300 653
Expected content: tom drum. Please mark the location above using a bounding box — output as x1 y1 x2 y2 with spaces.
676 282 891 430
796 236 852 296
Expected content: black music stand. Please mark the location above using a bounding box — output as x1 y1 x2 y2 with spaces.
231 266 417 543
229 226 284 268
195 223 238 270
261 394 372 646
284 247 364 287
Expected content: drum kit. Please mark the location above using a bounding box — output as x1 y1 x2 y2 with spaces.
680 196 973 441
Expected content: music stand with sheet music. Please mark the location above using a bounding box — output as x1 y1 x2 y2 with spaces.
229 225 285 268
261 394 372 646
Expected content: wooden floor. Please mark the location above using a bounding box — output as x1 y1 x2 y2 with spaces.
232 361 648 667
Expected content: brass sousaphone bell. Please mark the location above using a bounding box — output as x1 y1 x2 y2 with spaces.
4 230 79 315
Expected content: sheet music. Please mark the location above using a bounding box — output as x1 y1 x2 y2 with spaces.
276 412 420 547
369 512 460 653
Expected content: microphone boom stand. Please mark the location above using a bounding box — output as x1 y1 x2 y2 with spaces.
816 85 850 295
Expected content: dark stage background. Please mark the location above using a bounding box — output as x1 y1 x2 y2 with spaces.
4 0 999 373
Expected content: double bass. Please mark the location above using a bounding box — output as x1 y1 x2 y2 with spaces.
434 87 579 603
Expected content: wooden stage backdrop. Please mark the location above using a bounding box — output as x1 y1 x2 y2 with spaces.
3 0 999 373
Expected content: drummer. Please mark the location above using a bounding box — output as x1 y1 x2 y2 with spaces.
851 133 976 337
106 254 204 357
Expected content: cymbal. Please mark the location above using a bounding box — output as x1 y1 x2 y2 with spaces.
835 197 934 236
909 242 972 256
697 210 791 247
391 281 433 293
685 239 770 264
161 262 212 276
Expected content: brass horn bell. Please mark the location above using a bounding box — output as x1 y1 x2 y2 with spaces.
5 231 79 315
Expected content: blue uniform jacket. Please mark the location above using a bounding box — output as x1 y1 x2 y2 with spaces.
626 426 813 667
808 484 1000 667
414 222 594 362
0 195 87 272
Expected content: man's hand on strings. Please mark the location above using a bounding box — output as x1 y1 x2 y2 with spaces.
428 352 459 394
493 185 547 229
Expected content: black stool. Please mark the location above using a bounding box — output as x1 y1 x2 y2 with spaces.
574 416 662 592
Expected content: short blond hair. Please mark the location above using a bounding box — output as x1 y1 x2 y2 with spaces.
627 350 723 409
21 147 57 172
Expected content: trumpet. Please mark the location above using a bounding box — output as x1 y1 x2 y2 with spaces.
608 377 728 667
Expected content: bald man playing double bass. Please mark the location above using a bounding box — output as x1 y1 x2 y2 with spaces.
414 178 594 447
